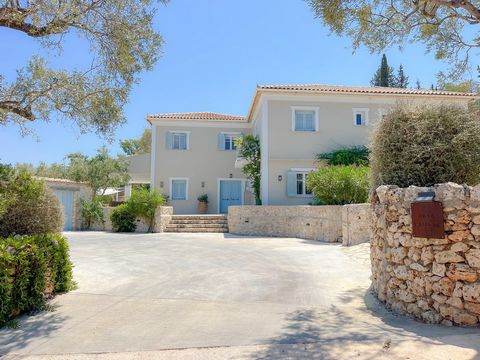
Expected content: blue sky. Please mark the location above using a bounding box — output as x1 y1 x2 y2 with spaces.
0 0 450 165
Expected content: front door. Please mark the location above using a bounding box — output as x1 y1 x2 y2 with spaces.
219 180 242 213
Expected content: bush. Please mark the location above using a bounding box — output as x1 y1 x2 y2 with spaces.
0 169 64 237
317 146 369 166
127 188 166 232
110 204 136 232
307 166 369 205
0 234 73 327
370 103 480 189
80 199 104 230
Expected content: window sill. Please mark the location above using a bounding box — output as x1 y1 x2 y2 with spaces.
292 130 318 133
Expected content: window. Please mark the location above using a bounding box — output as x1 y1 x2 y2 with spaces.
287 170 313 197
166 131 189 150
291 106 319 132
225 134 238 150
353 108 369 126
170 178 188 200
218 132 242 151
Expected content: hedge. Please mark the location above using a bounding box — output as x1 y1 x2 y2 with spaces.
370 103 480 188
0 234 73 327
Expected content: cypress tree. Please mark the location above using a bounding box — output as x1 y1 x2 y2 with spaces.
371 54 395 87
395 65 409 88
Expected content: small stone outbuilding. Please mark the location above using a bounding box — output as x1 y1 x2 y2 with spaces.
40 177 91 231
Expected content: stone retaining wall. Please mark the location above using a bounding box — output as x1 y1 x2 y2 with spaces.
228 204 370 244
371 183 480 326
91 206 173 233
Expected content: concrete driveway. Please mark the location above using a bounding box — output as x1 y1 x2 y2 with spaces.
1 232 480 360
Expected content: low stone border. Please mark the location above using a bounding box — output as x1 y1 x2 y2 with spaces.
228 204 370 244
91 206 173 233
371 183 480 326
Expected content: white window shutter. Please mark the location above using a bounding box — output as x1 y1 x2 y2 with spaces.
218 133 226 150
166 132 173 149
287 171 297 197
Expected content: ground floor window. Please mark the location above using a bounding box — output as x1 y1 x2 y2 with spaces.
287 170 313 197
170 178 188 200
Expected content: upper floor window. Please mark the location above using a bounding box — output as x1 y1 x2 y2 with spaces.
353 108 369 126
166 131 189 150
291 106 319 132
218 132 242 151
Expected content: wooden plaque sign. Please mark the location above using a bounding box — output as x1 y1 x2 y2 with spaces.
411 201 445 239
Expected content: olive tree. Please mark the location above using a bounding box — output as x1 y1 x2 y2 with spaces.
306 0 480 78
0 0 168 134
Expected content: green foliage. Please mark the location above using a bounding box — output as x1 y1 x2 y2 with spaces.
110 204 137 232
371 55 409 88
0 168 64 237
370 103 480 189
197 194 208 203
126 188 166 232
371 54 395 87
317 146 369 166
67 147 130 199
0 234 73 327
80 199 105 230
395 65 409 88
306 0 479 78
0 1 169 134
120 129 152 155
307 166 369 205
236 135 261 204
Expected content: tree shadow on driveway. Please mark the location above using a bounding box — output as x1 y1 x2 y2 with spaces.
0 305 67 356
250 286 480 360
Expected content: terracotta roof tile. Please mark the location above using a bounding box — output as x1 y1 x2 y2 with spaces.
147 112 245 121
257 84 477 97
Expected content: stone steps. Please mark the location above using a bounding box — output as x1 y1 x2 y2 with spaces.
165 214 228 233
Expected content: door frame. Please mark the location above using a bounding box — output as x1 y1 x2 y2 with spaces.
217 178 246 214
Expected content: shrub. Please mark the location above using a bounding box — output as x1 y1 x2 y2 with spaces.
80 199 104 230
307 165 369 205
0 169 64 237
110 204 136 232
127 188 166 232
197 194 208 203
317 146 369 166
370 103 480 189
0 234 73 327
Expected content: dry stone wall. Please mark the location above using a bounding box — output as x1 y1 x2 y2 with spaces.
371 183 480 326
228 204 370 244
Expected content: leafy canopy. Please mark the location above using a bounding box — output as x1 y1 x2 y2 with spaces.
120 129 152 155
306 0 480 78
0 0 168 135
317 146 369 166
67 147 130 199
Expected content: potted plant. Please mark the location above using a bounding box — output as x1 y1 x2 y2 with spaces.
197 194 208 214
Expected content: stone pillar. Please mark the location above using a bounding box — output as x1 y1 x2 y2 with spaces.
371 182 480 326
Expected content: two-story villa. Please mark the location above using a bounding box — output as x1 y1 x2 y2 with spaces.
144 84 475 214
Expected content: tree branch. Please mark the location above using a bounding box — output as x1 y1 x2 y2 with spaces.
0 5 69 37
0 101 34 120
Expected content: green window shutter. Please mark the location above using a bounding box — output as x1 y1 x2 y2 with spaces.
218 133 226 150
166 132 173 149
287 171 297 197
